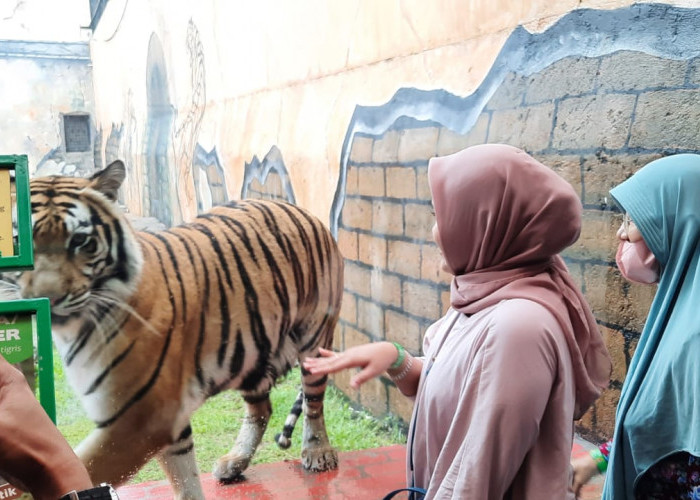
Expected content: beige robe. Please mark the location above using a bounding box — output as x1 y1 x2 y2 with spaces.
407 300 576 499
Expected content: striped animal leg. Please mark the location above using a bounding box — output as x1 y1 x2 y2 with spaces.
212 392 272 481
300 365 338 471
157 424 204 500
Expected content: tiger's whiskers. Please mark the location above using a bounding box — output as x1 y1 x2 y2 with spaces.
0 278 21 301
92 291 162 338
81 303 114 362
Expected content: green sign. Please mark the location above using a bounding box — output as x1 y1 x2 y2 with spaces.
0 314 33 364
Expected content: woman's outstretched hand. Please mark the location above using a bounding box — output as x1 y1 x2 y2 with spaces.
303 343 400 389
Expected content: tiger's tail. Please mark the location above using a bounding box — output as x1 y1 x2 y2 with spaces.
275 390 304 449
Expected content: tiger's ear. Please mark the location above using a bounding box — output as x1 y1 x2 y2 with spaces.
89 160 126 201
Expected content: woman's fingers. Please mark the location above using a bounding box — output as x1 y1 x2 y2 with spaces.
304 353 354 374
304 347 376 376
303 343 395 387
350 366 382 389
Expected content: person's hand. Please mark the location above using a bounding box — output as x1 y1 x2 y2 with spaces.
303 343 400 389
571 452 600 498
0 355 93 499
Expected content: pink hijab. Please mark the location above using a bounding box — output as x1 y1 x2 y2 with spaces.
429 144 611 418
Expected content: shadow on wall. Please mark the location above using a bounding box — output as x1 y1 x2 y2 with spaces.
331 3 700 441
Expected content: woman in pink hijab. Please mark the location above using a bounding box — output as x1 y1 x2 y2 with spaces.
304 144 611 499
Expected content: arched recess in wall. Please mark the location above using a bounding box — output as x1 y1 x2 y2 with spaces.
144 33 175 226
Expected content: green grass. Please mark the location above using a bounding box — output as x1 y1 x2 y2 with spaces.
53 354 406 484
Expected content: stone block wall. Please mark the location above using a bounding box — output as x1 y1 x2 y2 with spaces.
334 49 700 441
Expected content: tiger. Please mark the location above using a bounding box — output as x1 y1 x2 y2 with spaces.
14 160 344 499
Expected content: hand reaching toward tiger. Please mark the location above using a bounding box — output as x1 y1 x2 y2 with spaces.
304 343 423 396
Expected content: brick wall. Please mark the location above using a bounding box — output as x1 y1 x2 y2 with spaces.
334 50 700 441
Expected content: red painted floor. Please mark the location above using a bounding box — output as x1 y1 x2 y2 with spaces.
116 441 605 499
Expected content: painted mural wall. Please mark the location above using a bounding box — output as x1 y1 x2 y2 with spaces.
88 0 700 443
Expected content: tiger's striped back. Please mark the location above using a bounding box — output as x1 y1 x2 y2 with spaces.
136 200 343 395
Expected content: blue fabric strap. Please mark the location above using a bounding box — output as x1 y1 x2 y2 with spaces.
382 486 427 500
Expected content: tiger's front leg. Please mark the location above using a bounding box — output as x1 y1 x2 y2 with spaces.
300 365 338 472
213 392 272 481
157 423 205 500
75 424 163 489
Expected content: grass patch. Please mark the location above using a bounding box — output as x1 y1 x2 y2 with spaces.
53 356 406 483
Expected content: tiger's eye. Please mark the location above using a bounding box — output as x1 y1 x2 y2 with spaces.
69 233 98 254
70 233 88 247
82 237 98 254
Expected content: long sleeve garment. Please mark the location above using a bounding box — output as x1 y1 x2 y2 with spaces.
407 300 577 499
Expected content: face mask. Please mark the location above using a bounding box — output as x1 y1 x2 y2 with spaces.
615 239 660 284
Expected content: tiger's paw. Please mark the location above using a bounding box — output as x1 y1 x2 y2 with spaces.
212 454 250 482
301 446 338 472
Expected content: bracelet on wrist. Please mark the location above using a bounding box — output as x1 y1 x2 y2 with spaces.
389 354 414 382
590 448 608 474
389 342 406 370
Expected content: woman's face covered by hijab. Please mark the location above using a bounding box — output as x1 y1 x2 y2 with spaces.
428 144 583 276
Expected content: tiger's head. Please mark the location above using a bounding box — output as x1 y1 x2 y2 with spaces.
18 161 143 321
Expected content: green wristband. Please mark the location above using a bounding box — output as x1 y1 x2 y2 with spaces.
590 448 608 473
389 342 406 370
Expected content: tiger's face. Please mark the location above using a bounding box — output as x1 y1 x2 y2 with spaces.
19 161 143 321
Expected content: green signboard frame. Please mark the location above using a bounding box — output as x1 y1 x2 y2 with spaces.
0 300 54 422
0 155 33 270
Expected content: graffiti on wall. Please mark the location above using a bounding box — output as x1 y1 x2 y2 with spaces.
173 19 206 222
331 3 700 437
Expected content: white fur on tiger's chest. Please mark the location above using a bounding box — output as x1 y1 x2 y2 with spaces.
51 320 82 354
